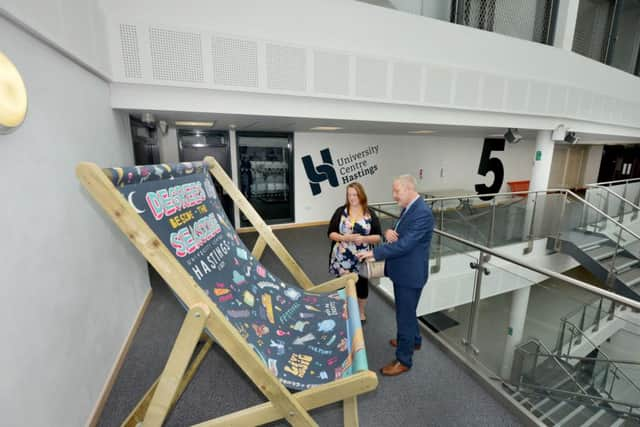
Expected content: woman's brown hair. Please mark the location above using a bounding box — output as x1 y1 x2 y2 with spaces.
345 182 369 215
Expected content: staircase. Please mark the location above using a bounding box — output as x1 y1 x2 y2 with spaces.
508 340 640 426
547 230 640 303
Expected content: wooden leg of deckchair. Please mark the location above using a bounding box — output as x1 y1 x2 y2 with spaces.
133 304 211 427
192 370 378 427
122 336 213 427
251 235 267 260
343 396 358 427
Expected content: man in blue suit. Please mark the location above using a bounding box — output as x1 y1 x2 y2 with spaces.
358 175 434 376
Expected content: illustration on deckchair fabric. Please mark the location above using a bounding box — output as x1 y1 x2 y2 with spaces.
103 161 368 390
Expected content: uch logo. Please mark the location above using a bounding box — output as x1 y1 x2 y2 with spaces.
301 148 339 196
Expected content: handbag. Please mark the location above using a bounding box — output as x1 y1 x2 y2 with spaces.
359 259 385 279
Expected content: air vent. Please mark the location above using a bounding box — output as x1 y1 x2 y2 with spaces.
149 28 204 82
266 43 307 91
119 24 142 79
313 50 349 96
212 36 258 88
392 62 421 103
355 56 387 99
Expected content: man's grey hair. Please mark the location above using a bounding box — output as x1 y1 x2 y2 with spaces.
394 174 417 190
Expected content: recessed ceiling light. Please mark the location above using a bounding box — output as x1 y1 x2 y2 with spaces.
175 120 215 127
408 130 436 134
310 126 343 131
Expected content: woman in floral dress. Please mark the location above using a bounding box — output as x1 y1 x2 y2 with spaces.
328 182 381 323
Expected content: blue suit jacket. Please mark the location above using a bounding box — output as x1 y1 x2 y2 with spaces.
373 198 434 288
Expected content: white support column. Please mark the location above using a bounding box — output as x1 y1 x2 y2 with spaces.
553 0 580 51
500 286 532 379
522 130 555 239
507 131 554 377
229 127 240 227
530 130 555 192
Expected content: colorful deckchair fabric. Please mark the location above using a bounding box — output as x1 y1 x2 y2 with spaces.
103 162 368 390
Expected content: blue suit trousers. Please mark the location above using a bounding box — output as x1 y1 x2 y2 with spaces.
394 284 424 368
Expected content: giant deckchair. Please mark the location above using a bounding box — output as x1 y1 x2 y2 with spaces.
77 156 377 426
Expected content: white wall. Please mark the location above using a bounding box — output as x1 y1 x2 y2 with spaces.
0 17 149 426
582 145 604 185
0 0 110 76
294 132 535 222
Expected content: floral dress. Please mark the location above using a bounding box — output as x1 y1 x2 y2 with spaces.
329 208 374 276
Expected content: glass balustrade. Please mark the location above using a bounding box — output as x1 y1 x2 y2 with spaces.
368 201 640 424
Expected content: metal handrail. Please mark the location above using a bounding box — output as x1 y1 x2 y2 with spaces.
519 383 640 412
369 202 640 311
518 339 640 412
523 338 593 399
562 320 640 396
586 184 640 211
421 188 640 242
525 351 640 367
589 177 640 187
433 229 640 311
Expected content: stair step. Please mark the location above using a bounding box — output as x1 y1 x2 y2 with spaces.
580 409 606 427
618 267 640 287
610 418 626 427
584 245 623 261
609 255 639 271
554 405 585 427
571 233 611 249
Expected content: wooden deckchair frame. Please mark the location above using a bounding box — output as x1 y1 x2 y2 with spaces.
77 156 377 427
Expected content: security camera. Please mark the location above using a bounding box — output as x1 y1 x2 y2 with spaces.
564 131 580 144
504 128 523 144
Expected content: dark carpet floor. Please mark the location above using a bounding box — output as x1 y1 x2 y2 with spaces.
98 226 522 427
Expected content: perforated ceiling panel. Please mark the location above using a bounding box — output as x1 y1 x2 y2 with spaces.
119 24 142 79
149 27 204 82
505 78 528 112
454 70 480 108
313 50 349 96
355 56 387 99
266 43 307 91
392 62 421 103
547 85 567 116
566 87 581 117
528 81 549 114
424 66 453 105
212 36 258 88
481 74 505 110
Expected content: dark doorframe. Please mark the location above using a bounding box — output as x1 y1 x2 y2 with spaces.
236 132 295 225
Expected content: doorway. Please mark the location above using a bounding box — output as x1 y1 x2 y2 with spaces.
177 129 234 225
597 145 640 183
237 132 294 226
129 115 160 165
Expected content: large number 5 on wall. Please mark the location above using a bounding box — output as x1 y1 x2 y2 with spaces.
475 138 505 201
